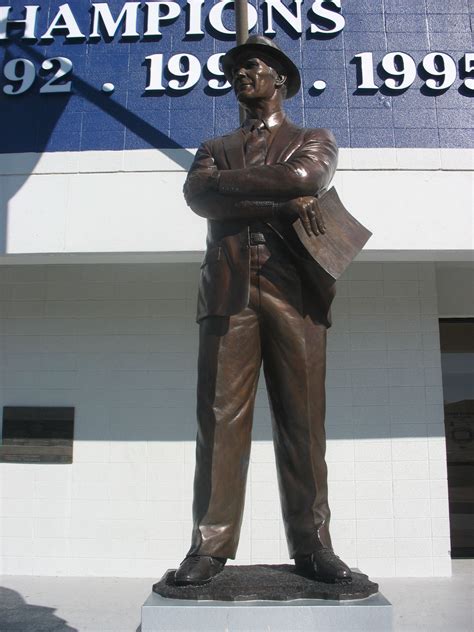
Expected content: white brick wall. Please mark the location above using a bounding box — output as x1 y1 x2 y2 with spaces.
0 262 451 577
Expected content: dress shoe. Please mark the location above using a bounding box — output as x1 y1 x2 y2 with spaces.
174 555 226 586
295 548 352 584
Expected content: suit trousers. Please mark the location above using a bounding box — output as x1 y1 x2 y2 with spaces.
188 235 333 559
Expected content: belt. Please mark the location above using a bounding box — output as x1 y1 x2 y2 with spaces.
249 232 266 245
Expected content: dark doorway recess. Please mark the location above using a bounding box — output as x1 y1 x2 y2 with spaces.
439 318 474 559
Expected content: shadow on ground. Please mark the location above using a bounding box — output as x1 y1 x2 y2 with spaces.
0 587 78 632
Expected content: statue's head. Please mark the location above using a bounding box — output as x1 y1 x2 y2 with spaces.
221 35 301 104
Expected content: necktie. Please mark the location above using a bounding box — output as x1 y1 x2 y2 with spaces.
244 119 268 167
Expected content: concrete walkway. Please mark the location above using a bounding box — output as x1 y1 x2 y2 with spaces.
0 560 472 631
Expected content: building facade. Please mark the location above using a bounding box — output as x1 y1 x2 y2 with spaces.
0 0 472 578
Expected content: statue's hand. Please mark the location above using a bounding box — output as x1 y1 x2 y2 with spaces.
280 196 326 237
184 169 220 203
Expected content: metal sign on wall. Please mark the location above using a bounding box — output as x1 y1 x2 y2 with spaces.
0 0 472 152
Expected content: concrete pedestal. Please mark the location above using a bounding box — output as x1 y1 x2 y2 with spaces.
141 591 393 632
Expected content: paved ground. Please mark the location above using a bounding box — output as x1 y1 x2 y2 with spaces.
0 560 472 631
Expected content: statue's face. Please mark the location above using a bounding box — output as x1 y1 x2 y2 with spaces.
231 56 281 103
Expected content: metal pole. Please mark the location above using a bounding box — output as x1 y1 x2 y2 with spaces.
235 0 249 123
235 0 248 45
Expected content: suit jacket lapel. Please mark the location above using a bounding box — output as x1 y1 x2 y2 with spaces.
220 119 301 168
222 129 245 169
266 118 301 165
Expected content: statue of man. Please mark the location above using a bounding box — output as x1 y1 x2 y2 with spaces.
175 35 352 586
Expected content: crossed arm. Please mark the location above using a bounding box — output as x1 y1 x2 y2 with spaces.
183 130 338 235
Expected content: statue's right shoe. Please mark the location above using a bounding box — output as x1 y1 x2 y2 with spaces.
174 555 227 586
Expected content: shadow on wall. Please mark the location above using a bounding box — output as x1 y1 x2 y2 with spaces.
0 257 447 445
0 587 78 632
0 42 195 255
71 368 446 444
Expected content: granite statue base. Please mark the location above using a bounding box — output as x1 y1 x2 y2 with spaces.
153 564 378 601
142 564 392 631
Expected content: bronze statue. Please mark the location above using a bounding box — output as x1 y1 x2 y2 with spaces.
175 35 359 587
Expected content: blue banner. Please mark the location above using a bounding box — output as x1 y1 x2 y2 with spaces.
0 0 472 153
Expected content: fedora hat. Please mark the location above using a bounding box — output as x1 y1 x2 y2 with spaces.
221 35 301 99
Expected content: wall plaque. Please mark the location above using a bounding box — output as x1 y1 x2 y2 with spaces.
0 406 74 464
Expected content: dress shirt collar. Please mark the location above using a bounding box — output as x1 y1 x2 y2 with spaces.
242 110 286 133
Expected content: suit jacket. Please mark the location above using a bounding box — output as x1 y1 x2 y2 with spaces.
184 117 338 326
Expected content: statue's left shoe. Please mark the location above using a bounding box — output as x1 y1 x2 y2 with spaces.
294 548 352 584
